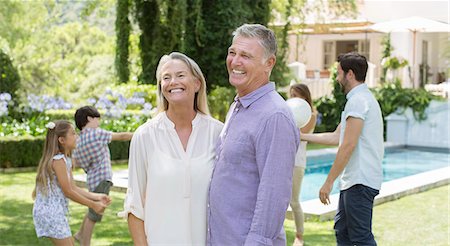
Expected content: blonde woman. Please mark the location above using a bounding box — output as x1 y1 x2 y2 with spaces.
289 84 317 246
123 52 223 245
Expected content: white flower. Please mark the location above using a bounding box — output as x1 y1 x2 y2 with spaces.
46 122 56 130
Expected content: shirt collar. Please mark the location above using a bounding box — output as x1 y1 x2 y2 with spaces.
346 83 367 100
161 111 201 129
236 82 275 108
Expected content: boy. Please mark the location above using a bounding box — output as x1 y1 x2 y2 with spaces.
73 106 133 245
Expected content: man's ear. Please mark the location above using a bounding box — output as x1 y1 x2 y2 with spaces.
265 55 276 71
347 69 355 80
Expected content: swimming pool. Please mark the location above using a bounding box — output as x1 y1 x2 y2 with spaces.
300 147 450 201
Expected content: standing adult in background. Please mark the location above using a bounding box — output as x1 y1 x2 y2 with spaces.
124 52 223 245
288 84 317 246
301 52 383 246
208 23 300 245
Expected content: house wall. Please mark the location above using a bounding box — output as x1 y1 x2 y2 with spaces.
390 32 446 87
285 1 448 89
288 32 447 88
287 32 383 84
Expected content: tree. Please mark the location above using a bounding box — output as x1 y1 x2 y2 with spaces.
186 0 261 89
0 49 20 100
119 0 272 87
1 1 118 105
132 0 188 84
270 0 296 87
115 0 131 83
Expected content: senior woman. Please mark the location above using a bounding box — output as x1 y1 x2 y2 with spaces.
122 52 223 245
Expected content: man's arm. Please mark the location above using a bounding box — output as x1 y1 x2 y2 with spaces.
319 117 363 205
111 132 133 141
245 113 299 245
301 123 341 146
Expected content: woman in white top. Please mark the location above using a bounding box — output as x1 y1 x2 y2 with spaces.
289 84 317 246
123 52 223 245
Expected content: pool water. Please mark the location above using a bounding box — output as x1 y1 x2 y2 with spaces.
300 148 450 201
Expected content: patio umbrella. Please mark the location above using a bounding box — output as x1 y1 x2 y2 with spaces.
370 16 450 87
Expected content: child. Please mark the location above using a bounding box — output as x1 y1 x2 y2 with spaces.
289 84 317 246
72 106 133 245
32 120 111 245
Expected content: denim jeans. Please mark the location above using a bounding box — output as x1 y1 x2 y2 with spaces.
334 184 379 246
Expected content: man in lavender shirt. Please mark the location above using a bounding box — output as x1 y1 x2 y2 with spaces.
207 24 300 245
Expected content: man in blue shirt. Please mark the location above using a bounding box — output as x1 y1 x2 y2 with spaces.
302 52 384 246
207 24 300 245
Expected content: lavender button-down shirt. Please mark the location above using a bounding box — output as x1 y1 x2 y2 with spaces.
207 82 300 246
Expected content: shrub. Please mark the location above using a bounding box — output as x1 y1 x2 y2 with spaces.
314 63 345 132
1 110 148 137
0 136 130 168
208 86 235 122
371 79 441 120
0 136 45 168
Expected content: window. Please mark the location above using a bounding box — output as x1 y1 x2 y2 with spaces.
323 40 371 69
358 40 370 61
323 41 335 69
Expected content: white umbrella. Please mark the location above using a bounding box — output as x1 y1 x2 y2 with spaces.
370 16 450 87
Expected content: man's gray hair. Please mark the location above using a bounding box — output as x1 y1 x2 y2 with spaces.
232 24 277 59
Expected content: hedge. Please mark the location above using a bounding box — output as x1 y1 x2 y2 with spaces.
0 136 130 168
45 109 145 121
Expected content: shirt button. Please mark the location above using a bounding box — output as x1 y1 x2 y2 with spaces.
207 203 210 208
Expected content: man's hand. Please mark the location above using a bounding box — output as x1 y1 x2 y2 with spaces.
319 181 333 205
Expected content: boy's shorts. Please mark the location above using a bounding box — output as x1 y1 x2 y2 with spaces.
87 180 113 222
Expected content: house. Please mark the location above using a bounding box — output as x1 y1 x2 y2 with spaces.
280 1 449 98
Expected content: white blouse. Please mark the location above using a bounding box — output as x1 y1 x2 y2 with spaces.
123 112 223 245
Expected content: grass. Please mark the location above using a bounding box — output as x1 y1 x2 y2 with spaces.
307 143 333 150
0 171 131 245
1 171 449 245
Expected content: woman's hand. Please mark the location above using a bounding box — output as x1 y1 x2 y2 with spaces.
91 200 107 214
95 193 112 206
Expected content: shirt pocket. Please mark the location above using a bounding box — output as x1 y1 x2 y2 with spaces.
221 138 255 167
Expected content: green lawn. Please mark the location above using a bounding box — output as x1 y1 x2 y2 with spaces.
307 143 334 151
1 171 449 245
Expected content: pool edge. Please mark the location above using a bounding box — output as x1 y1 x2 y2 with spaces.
286 166 450 221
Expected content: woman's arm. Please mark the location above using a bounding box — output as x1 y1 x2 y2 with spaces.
69 172 111 205
128 213 148 245
300 112 317 134
301 123 341 146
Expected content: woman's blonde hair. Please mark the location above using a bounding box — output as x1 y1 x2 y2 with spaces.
32 120 73 199
155 52 210 115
